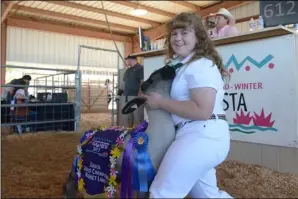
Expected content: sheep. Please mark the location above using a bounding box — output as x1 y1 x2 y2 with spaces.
62 66 178 199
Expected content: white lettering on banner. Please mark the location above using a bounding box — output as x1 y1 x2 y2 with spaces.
91 140 109 151
85 172 97 181
90 161 101 170
98 177 107 183
85 149 109 158
84 161 109 183
84 165 91 173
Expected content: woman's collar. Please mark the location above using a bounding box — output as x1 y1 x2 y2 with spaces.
180 52 195 64
167 52 196 67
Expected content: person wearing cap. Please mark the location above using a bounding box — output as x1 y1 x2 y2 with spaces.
118 55 144 97
210 8 239 39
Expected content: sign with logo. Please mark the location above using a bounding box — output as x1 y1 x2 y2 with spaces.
217 34 298 148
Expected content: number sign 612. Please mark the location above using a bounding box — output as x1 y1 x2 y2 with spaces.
260 1 298 27
263 1 296 18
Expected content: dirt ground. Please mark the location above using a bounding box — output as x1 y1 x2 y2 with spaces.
2 113 298 198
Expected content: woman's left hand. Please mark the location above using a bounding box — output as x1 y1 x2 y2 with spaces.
142 92 164 109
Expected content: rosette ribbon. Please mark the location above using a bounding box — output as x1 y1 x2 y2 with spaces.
132 132 155 193
120 121 149 198
120 138 134 198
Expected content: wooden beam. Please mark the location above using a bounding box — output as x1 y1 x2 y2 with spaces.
236 14 259 23
11 15 132 35
125 43 133 58
48 1 160 28
7 17 132 43
199 1 250 18
1 22 7 85
172 1 199 11
1 1 18 24
132 1 250 52
113 1 175 18
14 5 137 33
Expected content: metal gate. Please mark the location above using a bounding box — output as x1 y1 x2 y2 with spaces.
77 45 121 125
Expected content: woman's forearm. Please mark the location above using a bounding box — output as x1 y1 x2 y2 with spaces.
158 98 212 121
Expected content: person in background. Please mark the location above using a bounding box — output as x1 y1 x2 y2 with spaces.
117 55 144 127
210 8 239 39
4 75 32 103
10 81 37 134
204 15 217 37
118 55 144 97
142 12 233 198
105 79 113 106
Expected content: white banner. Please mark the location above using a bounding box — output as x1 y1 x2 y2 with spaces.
217 34 298 148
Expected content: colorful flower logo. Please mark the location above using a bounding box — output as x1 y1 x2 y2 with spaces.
229 108 277 134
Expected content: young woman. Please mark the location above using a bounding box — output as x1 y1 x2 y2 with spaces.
142 13 233 198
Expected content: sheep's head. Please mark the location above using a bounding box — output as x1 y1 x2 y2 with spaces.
122 63 182 115
140 63 182 94
121 79 173 115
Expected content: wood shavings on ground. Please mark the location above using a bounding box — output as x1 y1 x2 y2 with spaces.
217 161 298 198
2 113 298 198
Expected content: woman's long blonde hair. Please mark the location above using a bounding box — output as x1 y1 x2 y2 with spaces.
165 12 230 80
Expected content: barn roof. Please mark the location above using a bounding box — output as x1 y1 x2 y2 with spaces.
2 1 250 37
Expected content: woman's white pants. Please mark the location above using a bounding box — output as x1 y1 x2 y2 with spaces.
149 119 233 198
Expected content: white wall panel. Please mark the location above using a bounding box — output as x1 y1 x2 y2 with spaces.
6 26 125 69
231 1 260 34
235 21 250 33
230 1 260 20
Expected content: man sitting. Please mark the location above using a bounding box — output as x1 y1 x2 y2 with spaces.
209 8 239 39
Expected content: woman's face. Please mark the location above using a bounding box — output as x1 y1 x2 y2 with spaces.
170 26 197 59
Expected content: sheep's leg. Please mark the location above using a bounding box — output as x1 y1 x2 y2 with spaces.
62 165 78 199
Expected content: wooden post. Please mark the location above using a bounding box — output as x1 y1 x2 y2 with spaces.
1 20 8 135
88 85 91 112
1 22 7 88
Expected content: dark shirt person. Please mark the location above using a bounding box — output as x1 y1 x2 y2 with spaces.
5 75 31 102
118 55 144 97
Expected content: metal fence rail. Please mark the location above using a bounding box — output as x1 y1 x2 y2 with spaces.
1 64 81 134
1 44 122 134
77 44 120 125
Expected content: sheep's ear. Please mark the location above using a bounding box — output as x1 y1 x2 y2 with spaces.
122 97 147 114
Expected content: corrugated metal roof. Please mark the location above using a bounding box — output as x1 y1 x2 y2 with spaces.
135 1 194 14
13 9 136 34
189 1 219 7
9 1 221 35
